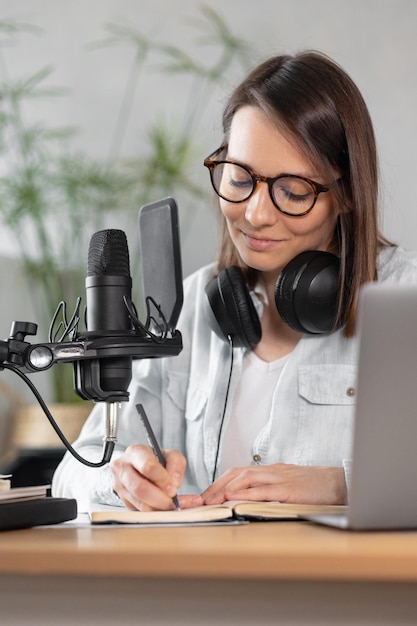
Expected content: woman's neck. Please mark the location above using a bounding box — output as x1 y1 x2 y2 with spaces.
252 274 301 362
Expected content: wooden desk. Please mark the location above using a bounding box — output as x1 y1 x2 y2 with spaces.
1 520 417 625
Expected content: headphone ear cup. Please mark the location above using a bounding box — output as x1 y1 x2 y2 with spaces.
275 251 341 334
205 266 261 348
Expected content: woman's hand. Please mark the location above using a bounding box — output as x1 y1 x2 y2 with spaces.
201 463 347 506
110 445 203 511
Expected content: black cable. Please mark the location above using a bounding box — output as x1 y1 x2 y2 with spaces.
1 363 114 468
211 336 234 483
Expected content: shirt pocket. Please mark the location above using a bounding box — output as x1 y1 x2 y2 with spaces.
299 364 357 405
296 364 357 465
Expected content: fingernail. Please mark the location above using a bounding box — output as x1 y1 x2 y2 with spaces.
166 484 177 497
172 472 182 487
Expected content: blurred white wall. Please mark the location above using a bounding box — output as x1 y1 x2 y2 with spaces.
0 0 416 401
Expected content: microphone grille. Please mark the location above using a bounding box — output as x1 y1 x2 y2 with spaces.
87 229 130 276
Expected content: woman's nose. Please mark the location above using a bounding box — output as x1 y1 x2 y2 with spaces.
244 182 279 226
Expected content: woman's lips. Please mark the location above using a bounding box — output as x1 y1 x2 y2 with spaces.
243 232 283 251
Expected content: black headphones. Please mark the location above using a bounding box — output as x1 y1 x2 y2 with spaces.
205 250 342 348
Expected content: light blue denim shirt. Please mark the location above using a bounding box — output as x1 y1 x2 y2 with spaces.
52 246 417 511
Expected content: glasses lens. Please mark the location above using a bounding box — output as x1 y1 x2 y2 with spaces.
212 162 254 202
272 177 316 215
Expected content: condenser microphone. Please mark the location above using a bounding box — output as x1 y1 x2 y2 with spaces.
73 229 134 403
0 200 184 468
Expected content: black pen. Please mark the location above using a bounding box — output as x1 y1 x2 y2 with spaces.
136 403 181 511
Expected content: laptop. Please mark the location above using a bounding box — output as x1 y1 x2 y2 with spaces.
305 281 417 530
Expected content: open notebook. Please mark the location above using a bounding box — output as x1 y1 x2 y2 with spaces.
304 282 417 530
90 502 345 525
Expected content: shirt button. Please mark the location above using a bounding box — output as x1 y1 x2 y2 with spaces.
253 454 261 463
346 387 355 397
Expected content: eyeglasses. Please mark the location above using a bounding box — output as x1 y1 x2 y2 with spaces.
204 146 335 217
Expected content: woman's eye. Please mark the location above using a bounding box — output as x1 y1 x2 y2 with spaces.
275 178 314 205
229 176 252 189
283 189 311 203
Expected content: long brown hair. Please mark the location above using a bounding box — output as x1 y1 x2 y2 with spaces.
214 51 391 337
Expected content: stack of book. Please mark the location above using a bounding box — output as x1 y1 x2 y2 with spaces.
0 474 77 531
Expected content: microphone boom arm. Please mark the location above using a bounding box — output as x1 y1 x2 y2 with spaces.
0 318 182 467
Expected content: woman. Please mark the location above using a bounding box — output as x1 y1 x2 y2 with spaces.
52 51 417 512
